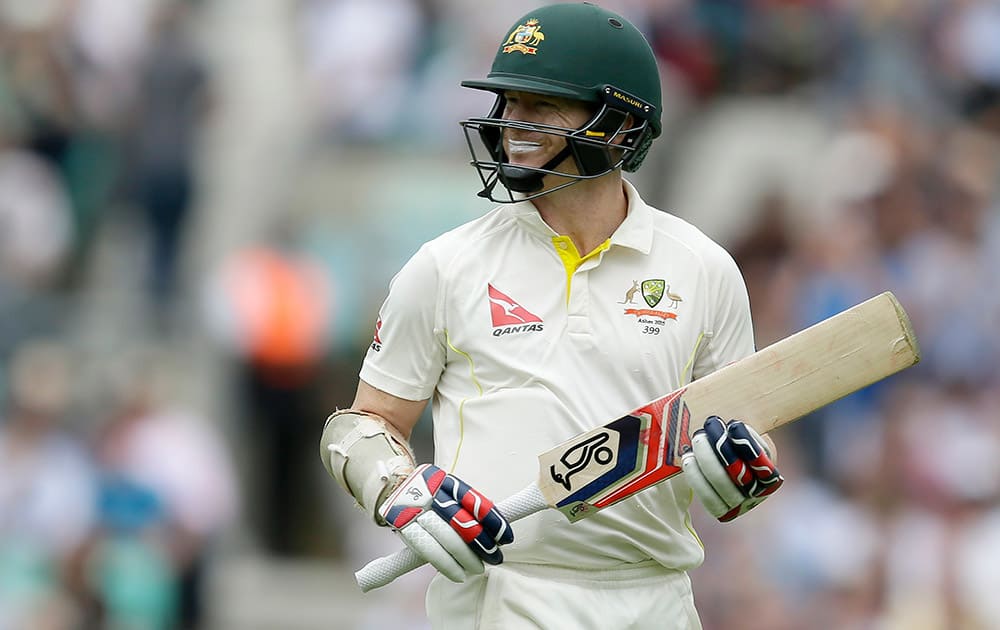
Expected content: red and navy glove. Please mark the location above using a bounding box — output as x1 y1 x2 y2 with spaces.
681 416 784 522
378 464 513 582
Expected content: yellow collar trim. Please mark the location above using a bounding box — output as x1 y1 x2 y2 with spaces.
552 236 611 304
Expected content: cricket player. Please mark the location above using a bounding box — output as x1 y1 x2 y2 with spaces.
321 4 783 628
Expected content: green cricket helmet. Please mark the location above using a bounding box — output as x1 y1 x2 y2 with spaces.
460 3 662 202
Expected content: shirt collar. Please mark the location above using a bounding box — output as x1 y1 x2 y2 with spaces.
612 179 654 254
504 178 654 255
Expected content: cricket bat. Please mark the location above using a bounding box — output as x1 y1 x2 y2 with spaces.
355 291 920 592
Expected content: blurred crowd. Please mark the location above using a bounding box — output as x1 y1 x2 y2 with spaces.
1 0 999 629
0 0 237 628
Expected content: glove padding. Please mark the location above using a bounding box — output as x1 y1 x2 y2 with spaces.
378 463 513 582
682 416 783 522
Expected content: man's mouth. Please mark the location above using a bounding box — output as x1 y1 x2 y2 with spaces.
506 140 543 155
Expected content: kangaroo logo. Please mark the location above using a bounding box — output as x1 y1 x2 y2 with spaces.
618 280 640 304
487 284 544 337
549 432 615 491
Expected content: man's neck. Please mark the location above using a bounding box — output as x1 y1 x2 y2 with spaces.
531 174 628 255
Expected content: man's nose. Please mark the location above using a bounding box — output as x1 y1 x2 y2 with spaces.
503 102 542 124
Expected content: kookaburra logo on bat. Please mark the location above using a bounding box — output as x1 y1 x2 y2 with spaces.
549 432 615 491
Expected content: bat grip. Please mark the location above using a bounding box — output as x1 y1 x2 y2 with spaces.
354 482 548 592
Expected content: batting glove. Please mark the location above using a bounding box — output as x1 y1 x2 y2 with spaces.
681 416 784 522
378 464 513 582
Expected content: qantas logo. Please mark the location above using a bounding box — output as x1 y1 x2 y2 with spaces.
487 284 544 336
370 318 383 352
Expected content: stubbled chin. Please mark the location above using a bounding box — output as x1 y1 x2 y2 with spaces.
507 159 546 168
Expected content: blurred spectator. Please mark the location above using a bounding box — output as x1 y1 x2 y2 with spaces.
0 340 96 630
204 229 331 557
728 191 798 349
297 0 426 143
82 348 238 629
0 126 74 289
68 0 162 130
0 76 75 359
0 0 78 166
123 0 210 315
56 0 164 284
941 0 1000 128
0 118 75 360
0 0 124 285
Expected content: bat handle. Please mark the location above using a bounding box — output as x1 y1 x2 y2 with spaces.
354 482 548 592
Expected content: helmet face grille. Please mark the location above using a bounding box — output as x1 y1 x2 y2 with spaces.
460 95 654 203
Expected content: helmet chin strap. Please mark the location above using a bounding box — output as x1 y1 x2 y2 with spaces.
497 146 573 193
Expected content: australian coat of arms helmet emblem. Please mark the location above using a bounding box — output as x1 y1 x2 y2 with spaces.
503 18 545 55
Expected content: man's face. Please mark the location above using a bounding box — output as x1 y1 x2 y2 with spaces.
501 91 593 170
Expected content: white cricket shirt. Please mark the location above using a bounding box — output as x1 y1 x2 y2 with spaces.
360 179 754 572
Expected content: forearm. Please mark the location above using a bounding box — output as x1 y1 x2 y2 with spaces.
320 409 416 525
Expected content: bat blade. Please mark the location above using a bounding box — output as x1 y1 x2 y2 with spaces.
536 290 920 520
354 291 920 591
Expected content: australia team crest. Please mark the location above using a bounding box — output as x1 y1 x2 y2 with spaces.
503 18 546 55
619 278 683 332
641 279 664 308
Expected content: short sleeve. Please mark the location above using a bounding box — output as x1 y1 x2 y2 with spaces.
359 245 446 401
691 247 755 380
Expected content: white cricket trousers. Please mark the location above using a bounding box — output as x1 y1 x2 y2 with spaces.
426 561 702 630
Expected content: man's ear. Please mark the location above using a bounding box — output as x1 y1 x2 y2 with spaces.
613 114 638 146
